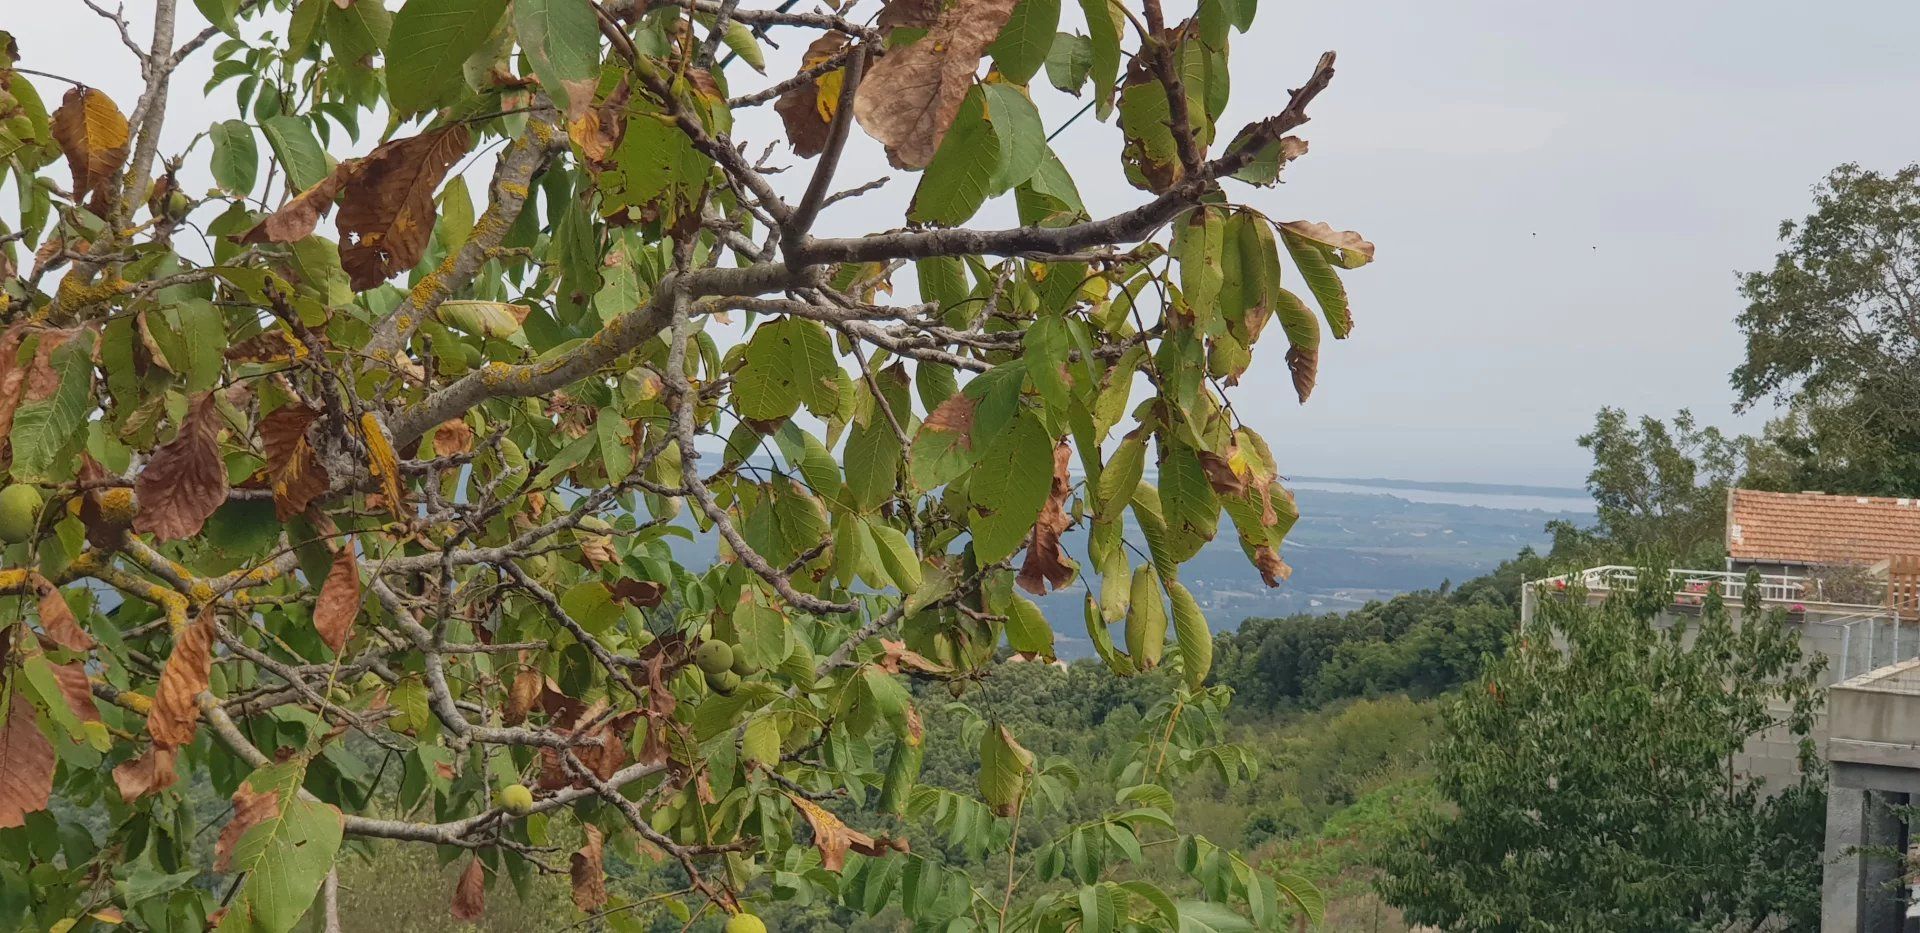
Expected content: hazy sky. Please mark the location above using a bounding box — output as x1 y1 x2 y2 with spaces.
14 0 1920 486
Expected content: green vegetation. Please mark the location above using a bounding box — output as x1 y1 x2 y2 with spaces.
1378 584 1827 932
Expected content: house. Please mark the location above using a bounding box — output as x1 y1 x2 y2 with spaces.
1726 489 1920 608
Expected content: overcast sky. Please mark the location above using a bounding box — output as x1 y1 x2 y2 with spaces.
14 0 1920 486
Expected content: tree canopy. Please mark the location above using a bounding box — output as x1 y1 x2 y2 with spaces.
1378 580 1827 932
0 0 1372 929
1734 162 1920 496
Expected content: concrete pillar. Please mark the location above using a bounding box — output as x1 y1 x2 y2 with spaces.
1826 786 1910 932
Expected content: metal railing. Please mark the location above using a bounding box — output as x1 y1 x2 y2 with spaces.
1529 565 1888 612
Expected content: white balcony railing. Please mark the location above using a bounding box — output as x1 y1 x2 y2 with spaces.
1529 565 1888 613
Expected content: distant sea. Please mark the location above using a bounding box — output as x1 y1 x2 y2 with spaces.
1287 477 1595 514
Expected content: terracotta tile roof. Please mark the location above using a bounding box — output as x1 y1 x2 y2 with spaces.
1726 489 1920 565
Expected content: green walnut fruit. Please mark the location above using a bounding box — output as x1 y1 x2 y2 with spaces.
705 669 741 695
496 783 535 816
724 914 767 933
0 484 43 544
694 640 735 675
729 652 762 677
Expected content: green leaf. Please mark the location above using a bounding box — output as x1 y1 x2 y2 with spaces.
742 479 829 569
733 596 791 670
909 393 976 491
1125 565 1167 670
917 256 970 312
1077 0 1122 120
1118 77 1180 192
1281 226 1354 338
736 317 840 420
216 760 345 933
1167 579 1210 689
176 299 227 393
1083 591 1135 676
721 21 766 73
1096 432 1145 521
909 87 1001 226
9 330 95 484
1016 147 1087 227
983 82 1045 196
989 0 1060 85
843 418 902 510
195 0 240 34
560 581 621 635
259 115 328 192
978 721 1034 816
209 119 258 196
773 422 842 495
328 1 393 63
385 0 512 116
963 407 1053 564
601 107 713 221
868 521 924 592
1046 32 1094 95
515 0 602 117
436 300 526 338
1174 207 1225 323
1004 593 1054 657
1172 900 1252 932
1157 443 1218 562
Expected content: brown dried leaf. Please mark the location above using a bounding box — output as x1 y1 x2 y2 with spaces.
877 0 942 33
32 573 92 652
243 159 358 244
0 324 32 448
225 328 309 364
1278 220 1376 268
112 744 180 802
50 87 130 214
44 659 100 724
1016 441 1077 595
75 455 131 549
776 33 850 159
919 392 975 448
878 638 950 676
261 404 329 521
569 824 608 912
608 579 665 608
1285 344 1317 403
215 781 279 872
449 854 486 922
0 689 55 829
337 125 472 290
503 654 541 726
852 0 1019 169
133 393 228 541
1195 448 1248 498
148 606 216 748
787 793 886 872
1252 545 1291 587
314 544 360 653
432 418 473 457
578 533 617 569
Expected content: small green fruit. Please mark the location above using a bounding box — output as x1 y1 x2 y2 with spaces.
725 914 767 933
705 669 741 695
730 652 762 677
496 783 535 816
0 484 43 544
694 641 735 675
